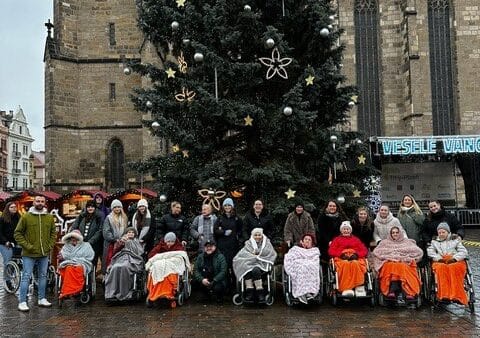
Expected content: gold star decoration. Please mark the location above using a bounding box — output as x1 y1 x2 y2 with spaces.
284 188 296 199
172 144 180 153
182 150 189 158
177 52 188 74
175 87 196 102
244 114 253 126
176 0 186 8
352 189 362 198
165 67 176 78
305 74 315 86
351 95 358 103
358 154 366 165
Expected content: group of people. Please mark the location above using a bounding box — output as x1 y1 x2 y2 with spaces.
0 192 470 311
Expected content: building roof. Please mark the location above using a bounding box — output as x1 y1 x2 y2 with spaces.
32 151 45 167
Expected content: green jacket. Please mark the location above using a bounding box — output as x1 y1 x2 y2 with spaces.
193 250 227 284
14 208 57 257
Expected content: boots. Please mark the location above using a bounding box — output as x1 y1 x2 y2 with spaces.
244 279 254 302
254 279 265 303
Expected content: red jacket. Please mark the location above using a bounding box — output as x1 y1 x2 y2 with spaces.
148 239 184 259
328 234 368 258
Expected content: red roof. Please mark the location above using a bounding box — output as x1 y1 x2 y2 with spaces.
38 191 62 201
137 188 158 198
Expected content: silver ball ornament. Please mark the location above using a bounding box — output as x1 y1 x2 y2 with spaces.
171 21 179 30
151 121 160 130
265 38 275 49
356 138 363 145
244 4 251 11
330 135 338 143
328 24 333 30
283 106 293 116
336 195 345 204
348 101 355 108
329 15 336 22
320 28 330 37
146 100 153 109
182 38 191 46
159 194 167 203
194 52 204 62
123 67 131 75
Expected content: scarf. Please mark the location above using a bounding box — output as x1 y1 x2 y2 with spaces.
132 209 151 240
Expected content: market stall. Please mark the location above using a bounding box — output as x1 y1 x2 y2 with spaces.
7 190 61 214
59 189 109 219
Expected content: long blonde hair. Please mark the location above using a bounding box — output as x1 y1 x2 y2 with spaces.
398 194 422 215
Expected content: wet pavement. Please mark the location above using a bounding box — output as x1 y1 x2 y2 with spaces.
1 230 480 337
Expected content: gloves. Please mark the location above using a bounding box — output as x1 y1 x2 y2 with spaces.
446 258 457 264
348 253 359 261
438 258 446 263
340 253 349 260
224 229 232 236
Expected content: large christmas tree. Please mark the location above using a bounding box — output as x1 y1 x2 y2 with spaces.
130 0 377 223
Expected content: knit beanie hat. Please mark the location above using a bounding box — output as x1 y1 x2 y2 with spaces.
223 198 234 207
164 232 177 242
251 227 264 236
340 221 352 232
125 226 138 236
437 222 451 233
111 199 123 209
137 199 148 208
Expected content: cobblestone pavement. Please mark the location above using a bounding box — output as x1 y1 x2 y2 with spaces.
1 230 480 337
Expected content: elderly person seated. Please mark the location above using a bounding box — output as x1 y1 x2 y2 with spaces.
145 232 189 307
57 230 95 299
104 227 144 301
283 233 320 304
372 226 423 302
427 222 469 305
233 228 277 303
328 221 368 297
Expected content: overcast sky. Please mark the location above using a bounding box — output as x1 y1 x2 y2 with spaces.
0 1 53 151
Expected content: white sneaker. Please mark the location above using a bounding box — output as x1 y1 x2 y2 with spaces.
38 298 52 307
355 286 366 297
18 302 30 312
341 289 355 297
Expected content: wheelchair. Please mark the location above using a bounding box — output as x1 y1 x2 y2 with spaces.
105 269 147 303
4 247 56 296
325 258 376 306
56 265 96 306
377 265 423 309
282 264 323 306
424 259 475 312
146 265 191 308
232 264 276 306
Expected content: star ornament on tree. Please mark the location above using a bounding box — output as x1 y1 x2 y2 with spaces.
176 0 186 8
165 67 176 78
284 188 296 199
171 144 180 153
259 47 293 80
352 189 362 198
358 154 366 165
305 74 315 86
182 150 189 158
244 114 253 126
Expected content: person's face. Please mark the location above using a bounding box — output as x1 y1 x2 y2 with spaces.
295 205 304 214
223 205 232 213
165 240 175 248
253 232 263 241
113 206 122 214
95 196 103 204
71 238 78 246
390 228 400 240
171 204 181 215
437 228 448 240
379 206 389 218
327 202 337 214
138 205 146 214
341 227 352 236
86 205 95 214
8 204 17 213
205 244 215 255
201 204 212 216
402 196 413 207
126 230 135 239
358 210 368 223
33 196 46 210
429 202 440 214
302 236 313 249
253 200 263 213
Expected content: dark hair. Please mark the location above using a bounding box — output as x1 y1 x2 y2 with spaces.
323 200 347 219
2 202 19 224
86 200 96 208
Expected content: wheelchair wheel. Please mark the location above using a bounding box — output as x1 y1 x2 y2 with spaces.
80 292 91 304
370 295 375 307
331 292 338 306
285 292 293 307
416 295 422 309
232 293 243 305
469 301 475 313
4 261 21 294
47 265 56 294
265 294 274 306
177 293 184 306
378 292 385 306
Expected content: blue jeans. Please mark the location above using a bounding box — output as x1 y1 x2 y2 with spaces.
0 244 13 282
19 256 49 303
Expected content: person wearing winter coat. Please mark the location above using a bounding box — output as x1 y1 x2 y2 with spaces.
191 204 217 251
102 199 128 273
422 200 464 246
130 198 154 254
317 200 347 260
149 201 189 246
397 194 425 245
350 206 375 250
0 202 21 290
427 222 469 305
372 226 423 302
328 221 368 297
70 200 103 270
283 201 315 247
243 200 275 242
373 204 406 245
93 193 110 222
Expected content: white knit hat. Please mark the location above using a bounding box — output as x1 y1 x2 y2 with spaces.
110 199 122 209
340 221 352 232
137 199 148 208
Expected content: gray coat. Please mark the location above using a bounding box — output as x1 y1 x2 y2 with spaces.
397 208 425 245
427 235 468 262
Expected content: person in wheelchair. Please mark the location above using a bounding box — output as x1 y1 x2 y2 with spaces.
145 232 189 307
328 221 368 297
57 230 95 299
104 227 144 301
427 222 469 305
372 226 423 303
233 228 277 303
283 233 320 304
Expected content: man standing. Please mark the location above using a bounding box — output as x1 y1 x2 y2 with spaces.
14 194 56 312
191 204 217 251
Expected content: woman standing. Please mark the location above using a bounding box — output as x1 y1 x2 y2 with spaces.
397 194 424 245
422 200 464 246
0 202 21 290
351 206 375 250
102 199 128 273
131 199 154 253
283 201 315 248
373 204 405 245
243 200 275 242
317 200 347 260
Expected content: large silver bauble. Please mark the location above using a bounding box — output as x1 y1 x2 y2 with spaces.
283 106 293 116
265 38 275 49
337 195 345 204
146 100 153 109
159 194 167 203
151 121 160 130
330 135 338 143
348 101 355 108
320 28 330 37
123 67 131 75
194 52 204 62
182 38 191 46
171 21 179 30
244 4 251 11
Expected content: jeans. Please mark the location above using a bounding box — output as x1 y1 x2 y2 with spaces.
19 256 49 303
0 244 13 282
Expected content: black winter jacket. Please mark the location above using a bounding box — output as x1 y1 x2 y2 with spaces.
151 213 189 244
422 209 464 244
243 210 274 241
214 214 243 264
0 213 20 245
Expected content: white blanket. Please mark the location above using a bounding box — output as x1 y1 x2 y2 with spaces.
146 250 190 285
284 246 320 298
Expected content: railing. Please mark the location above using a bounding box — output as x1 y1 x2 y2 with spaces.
453 209 480 228
12 151 21 158
12 168 21 174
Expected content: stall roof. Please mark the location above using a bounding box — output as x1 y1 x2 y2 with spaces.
39 191 62 201
7 190 62 202
110 188 158 200
137 188 158 198
0 191 12 201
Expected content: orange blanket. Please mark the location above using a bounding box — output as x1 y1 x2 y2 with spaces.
59 265 85 298
147 273 178 301
432 260 468 305
334 258 367 292
379 261 420 297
